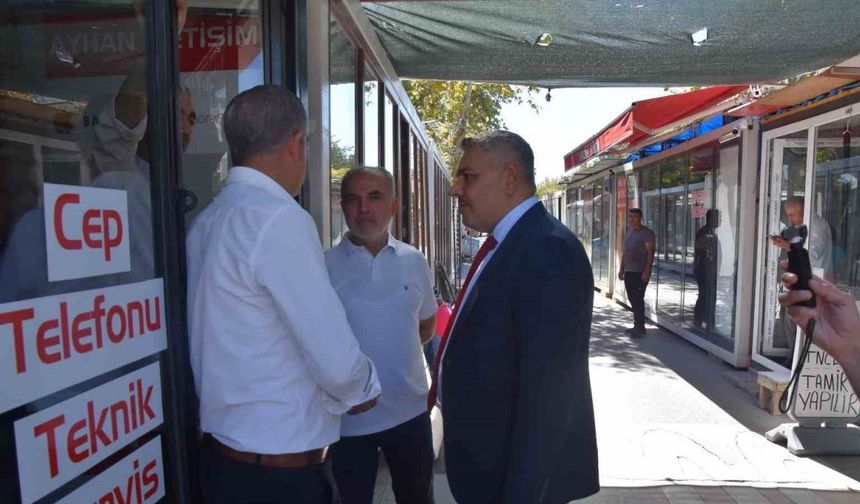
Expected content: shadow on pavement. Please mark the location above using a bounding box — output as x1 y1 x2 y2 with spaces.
589 295 860 485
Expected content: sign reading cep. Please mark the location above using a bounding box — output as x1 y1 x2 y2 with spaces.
44 183 130 282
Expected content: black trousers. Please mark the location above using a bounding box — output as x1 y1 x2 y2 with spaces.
200 436 338 504
330 411 435 504
624 272 648 330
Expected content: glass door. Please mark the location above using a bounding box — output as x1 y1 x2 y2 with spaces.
756 130 809 365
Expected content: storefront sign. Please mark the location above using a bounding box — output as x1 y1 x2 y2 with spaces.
616 175 627 211
57 436 165 504
0 279 167 413
793 343 859 420
44 183 130 282
14 362 164 504
45 13 261 78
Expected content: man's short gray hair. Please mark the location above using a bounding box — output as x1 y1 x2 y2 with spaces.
341 166 395 196
460 130 536 191
223 85 306 165
785 196 805 210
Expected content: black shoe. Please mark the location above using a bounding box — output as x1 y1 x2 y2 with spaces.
633 327 646 337
625 327 637 334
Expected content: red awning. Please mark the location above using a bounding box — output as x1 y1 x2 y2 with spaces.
563 85 748 170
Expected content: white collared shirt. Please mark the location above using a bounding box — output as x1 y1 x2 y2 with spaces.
439 196 539 405
186 166 381 453
326 234 436 436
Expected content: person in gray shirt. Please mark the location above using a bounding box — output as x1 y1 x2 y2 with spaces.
618 208 656 337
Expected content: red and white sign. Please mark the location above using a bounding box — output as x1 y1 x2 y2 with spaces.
0 279 167 413
45 13 261 78
57 436 165 504
14 362 164 504
616 175 628 211
44 183 130 282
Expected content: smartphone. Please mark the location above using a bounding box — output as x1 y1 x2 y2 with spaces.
786 239 816 308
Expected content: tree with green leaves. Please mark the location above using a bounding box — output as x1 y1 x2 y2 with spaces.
402 80 539 170
536 177 562 198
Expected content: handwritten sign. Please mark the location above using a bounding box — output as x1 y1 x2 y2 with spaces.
792 342 859 422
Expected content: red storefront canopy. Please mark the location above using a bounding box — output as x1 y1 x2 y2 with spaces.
563 85 747 170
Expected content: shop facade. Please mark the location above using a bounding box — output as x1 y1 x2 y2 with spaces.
562 117 759 367
562 79 860 372
0 1 453 502
752 94 860 371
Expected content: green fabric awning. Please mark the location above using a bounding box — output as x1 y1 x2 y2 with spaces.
361 1 860 87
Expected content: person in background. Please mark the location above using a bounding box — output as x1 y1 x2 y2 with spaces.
770 196 834 362
325 166 436 504
693 209 720 331
186 85 380 504
618 208 656 337
769 196 833 280
779 263 860 393
433 130 598 504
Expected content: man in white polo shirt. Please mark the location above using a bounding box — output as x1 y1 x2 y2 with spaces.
326 166 437 504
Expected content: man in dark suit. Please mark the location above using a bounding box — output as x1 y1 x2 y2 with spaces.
433 130 598 503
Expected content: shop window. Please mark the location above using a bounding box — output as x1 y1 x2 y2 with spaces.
179 1 264 225
592 177 611 287
581 185 593 260
384 94 395 174
655 156 686 321
640 166 661 309
813 115 860 298
682 149 715 334
363 64 379 167
614 174 629 287
713 145 740 341
329 16 356 246
0 1 260 501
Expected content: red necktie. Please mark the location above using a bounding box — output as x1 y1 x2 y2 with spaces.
428 235 498 410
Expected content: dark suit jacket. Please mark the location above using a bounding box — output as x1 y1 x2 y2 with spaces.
442 203 599 504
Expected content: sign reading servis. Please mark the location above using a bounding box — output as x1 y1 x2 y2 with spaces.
44 183 131 282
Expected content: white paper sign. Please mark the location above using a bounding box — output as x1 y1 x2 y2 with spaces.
793 342 860 420
14 362 164 504
0 278 167 413
44 183 131 282
57 436 166 504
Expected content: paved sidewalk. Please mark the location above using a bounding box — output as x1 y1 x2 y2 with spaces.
373 294 860 503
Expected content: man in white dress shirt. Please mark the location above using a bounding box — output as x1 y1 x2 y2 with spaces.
325 167 437 504
186 86 381 504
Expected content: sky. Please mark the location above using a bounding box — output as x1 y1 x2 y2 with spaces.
499 87 672 183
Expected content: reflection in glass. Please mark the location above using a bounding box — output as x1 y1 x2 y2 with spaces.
714 145 739 341
814 115 860 301
640 166 660 309
601 176 611 284
0 0 169 304
180 1 264 225
582 185 593 260
364 65 379 167
683 149 713 333
656 157 685 320
384 94 395 173
592 180 603 282
759 130 808 363
329 18 356 246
